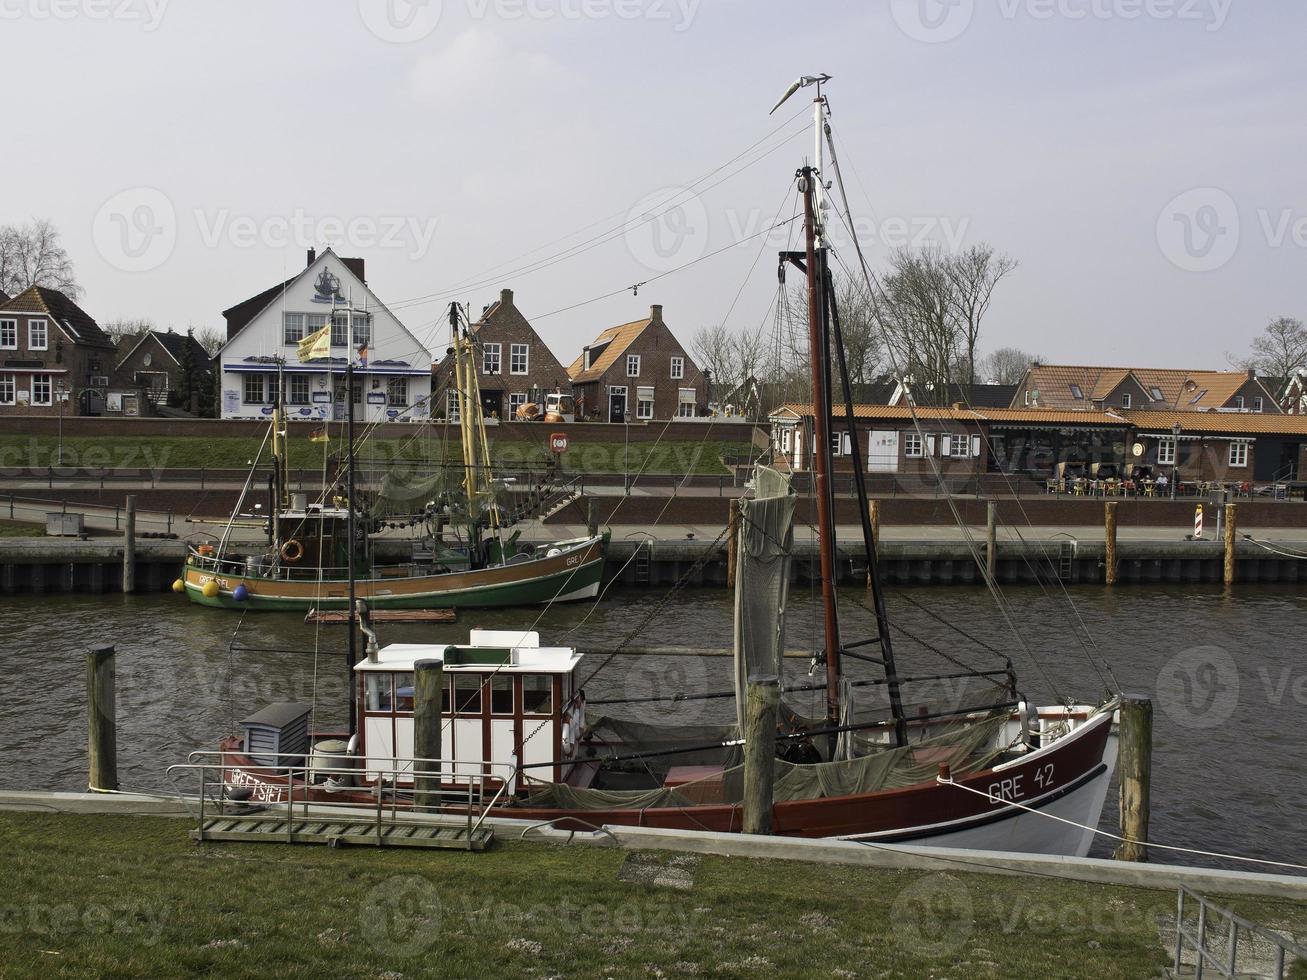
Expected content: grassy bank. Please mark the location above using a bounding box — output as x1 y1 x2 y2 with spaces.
0 519 43 537
0 434 754 476
3 812 1305 978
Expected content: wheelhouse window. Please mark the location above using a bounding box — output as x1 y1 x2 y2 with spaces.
288 375 310 404
670 356 684 380
627 354 641 378
386 377 408 407
1157 438 1176 466
1228 442 1248 468
905 433 924 458
28 319 47 351
0 320 15 350
393 672 415 712
453 674 483 714
243 374 266 405
482 342 501 375
510 344 529 375
365 674 391 712
490 676 514 715
283 313 306 345
522 675 552 715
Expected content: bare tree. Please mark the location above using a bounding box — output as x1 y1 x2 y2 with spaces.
878 245 961 406
691 322 740 399
946 244 1018 387
192 326 225 356
980 346 1040 385
102 318 154 348
1232 317 1307 389
0 219 80 298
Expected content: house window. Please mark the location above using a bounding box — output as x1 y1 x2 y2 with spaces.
1024 390 1031 406
1233 395 1245 410
386 377 408 407
676 388 696 418
1157 438 1176 466
334 381 362 405
1254 397 1264 413
1121 393 1132 409
1190 389 1208 405
508 392 527 419
636 386 654 420
1069 384 1083 400
31 375 52 406
288 375 310 404
482 343 501 375
670 357 684 380
1228 442 1248 468
1150 387 1164 402
28 319 47 351
781 429 792 453
353 314 372 346
510 344 529 375
0 320 15 350
283 313 306 345
950 434 971 458
627 354 641 378
447 390 460 421
330 312 370 347
905 433 924 458
0 376 13 405
243 374 266 404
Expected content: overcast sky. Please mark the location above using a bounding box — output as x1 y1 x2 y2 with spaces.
5 0 1304 371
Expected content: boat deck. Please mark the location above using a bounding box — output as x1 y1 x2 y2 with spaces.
191 814 493 851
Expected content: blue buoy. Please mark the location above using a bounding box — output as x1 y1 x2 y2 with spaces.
233 584 249 602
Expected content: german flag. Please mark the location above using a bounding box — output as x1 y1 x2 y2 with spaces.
309 425 329 443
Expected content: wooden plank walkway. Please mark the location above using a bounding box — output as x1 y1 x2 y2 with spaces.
304 608 457 625
190 814 492 850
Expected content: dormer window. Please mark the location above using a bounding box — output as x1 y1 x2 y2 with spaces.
1254 396 1264 413
1121 393 1132 409
1233 395 1245 410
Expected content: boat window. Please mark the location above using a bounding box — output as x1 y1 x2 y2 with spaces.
365 674 391 712
454 674 483 714
491 676 514 715
394 672 415 713
523 675 553 715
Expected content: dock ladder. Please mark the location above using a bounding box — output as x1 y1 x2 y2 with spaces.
631 537 653 586
1171 884 1307 978
1057 539 1077 583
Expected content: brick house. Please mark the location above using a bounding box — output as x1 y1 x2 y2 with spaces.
567 305 705 422
0 286 117 417
433 288 571 421
1012 365 1281 414
112 329 215 414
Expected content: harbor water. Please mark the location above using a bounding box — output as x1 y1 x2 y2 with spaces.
1 584 1303 872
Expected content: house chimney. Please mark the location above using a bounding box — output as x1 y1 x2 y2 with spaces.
650 304 663 322
1247 368 1256 380
501 288 514 308
306 247 316 268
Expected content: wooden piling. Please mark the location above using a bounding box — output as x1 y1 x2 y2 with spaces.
727 498 741 589
122 495 136 594
1113 694 1152 862
413 657 445 813
986 501 997 584
1224 502 1238 587
742 675 780 835
868 500 881 590
586 497 598 539
86 644 118 792
1104 501 1119 587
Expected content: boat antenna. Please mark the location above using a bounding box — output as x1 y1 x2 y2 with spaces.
346 291 359 734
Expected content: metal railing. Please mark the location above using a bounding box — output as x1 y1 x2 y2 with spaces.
167 751 518 850
1174 884 1307 978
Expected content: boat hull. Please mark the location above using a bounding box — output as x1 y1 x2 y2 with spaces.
183 534 607 611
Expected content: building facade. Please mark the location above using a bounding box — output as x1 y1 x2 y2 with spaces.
217 248 432 423
433 288 571 421
568 305 705 422
0 286 117 417
1012 365 1281 415
111 329 214 414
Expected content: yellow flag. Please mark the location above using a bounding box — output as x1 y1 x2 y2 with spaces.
297 323 330 362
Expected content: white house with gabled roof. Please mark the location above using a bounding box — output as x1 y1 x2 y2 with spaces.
216 247 432 423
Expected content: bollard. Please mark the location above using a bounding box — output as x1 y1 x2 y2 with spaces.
1104 501 1119 586
1114 694 1153 862
742 675 780 835
86 644 119 792
122 495 136 594
413 658 445 813
1224 502 1237 588
986 501 997 584
727 498 740 589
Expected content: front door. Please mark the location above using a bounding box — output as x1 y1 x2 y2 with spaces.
609 387 627 423
869 430 899 473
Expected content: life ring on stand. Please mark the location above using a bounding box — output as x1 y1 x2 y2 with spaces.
280 539 305 562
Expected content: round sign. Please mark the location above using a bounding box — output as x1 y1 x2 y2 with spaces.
550 432 569 454
1132 442 1144 458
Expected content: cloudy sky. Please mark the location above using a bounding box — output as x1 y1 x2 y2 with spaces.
4 0 1303 370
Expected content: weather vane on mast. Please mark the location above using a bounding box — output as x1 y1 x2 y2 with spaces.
770 74 833 246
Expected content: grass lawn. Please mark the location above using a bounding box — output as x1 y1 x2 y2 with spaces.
2 811 1304 978
0 434 756 476
0 519 44 537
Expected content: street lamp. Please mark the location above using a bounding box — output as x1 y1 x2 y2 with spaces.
1170 421 1181 499
55 381 67 467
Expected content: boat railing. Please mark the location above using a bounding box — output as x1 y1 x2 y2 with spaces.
166 751 518 849
1173 884 1307 978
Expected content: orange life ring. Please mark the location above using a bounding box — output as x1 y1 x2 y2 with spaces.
280 539 304 562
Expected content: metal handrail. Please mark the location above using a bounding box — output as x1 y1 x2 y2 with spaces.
167 751 518 850
1174 884 1307 978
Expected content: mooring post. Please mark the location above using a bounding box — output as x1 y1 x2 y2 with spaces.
1114 694 1153 862
586 497 598 539
727 498 740 589
986 501 997 584
1224 502 1238 588
122 495 136 594
413 657 445 814
867 499 881 590
86 644 118 792
1104 501 1119 586
742 675 780 836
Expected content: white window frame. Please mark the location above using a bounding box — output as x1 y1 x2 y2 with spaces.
636 386 654 421
482 342 501 376
670 356 684 380
1233 395 1245 410
1228 442 1248 468
676 387 696 418
288 374 310 405
446 390 461 421
283 312 306 346
0 319 15 350
1157 437 1176 466
28 319 48 352
781 429 792 453
1253 397 1264 413
510 343 529 375
627 354 641 378
508 392 527 419
0 375 14 405
1121 393 1132 409
904 433 924 458
31 374 52 406
242 374 266 405
950 434 971 458
386 377 408 407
